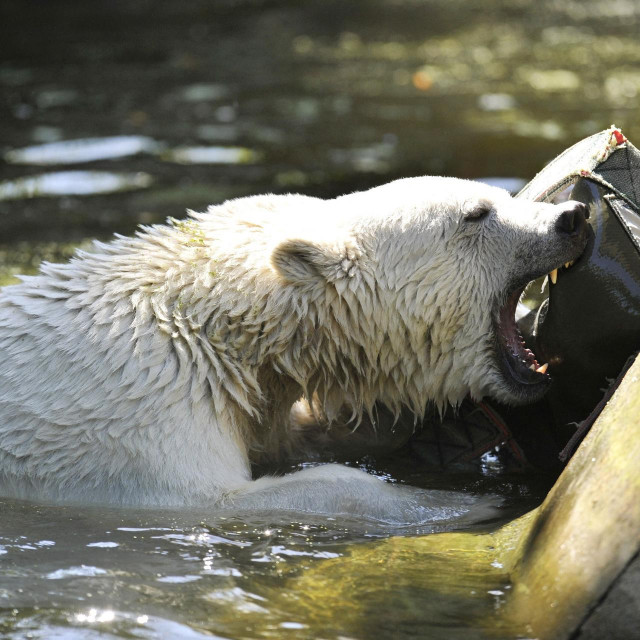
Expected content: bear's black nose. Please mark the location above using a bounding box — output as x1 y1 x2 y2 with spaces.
555 200 589 235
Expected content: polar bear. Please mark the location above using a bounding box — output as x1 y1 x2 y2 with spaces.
0 177 589 517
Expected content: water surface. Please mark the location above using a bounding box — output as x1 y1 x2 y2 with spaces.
2 0 640 637
0 465 547 640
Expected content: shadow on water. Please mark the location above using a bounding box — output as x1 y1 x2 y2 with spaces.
2 0 640 638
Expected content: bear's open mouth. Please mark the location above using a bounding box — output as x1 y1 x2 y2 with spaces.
493 261 576 400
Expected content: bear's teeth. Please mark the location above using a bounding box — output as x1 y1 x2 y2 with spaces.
564 261 574 269
529 364 536 371
549 268 558 285
535 363 548 374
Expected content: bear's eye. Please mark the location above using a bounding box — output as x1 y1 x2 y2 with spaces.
464 203 492 221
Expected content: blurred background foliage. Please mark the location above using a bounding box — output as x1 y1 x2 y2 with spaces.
1 0 639 283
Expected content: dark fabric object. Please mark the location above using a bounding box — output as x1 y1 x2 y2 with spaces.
609 196 640 254
408 399 528 471
401 129 640 473
490 130 640 467
454 131 640 470
559 352 639 462
594 139 640 216
534 179 640 429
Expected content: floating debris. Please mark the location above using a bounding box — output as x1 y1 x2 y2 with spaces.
0 171 153 200
165 146 263 165
4 135 163 165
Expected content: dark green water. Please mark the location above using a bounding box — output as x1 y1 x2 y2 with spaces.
1 0 640 637
2 0 640 282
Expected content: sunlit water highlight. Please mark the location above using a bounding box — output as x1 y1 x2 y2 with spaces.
0 171 153 200
4 137 163 166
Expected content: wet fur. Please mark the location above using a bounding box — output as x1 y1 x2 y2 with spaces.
0 177 578 514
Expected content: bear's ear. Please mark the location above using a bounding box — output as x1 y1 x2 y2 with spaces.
271 239 337 285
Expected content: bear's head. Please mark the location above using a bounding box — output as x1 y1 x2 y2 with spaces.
271 177 589 416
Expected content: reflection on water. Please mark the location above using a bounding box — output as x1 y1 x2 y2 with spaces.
4 136 263 170
0 171 153 200
165 146 263 165
4 136 163 165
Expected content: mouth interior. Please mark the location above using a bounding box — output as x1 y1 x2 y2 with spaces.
495 282 549 386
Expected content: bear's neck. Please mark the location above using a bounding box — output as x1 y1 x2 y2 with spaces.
29 226 480 444
269 282 487 423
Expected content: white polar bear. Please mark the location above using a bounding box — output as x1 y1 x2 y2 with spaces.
0 177 589 517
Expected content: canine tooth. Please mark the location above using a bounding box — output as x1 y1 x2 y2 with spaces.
536 363 548 374
529 364 536 371
549 269 558 285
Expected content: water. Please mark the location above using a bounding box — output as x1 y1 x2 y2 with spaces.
2 0 640 637
0 466 545 640
3 0 640 262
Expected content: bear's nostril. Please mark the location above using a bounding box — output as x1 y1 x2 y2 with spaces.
557 209 576 234
555 201 588 234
